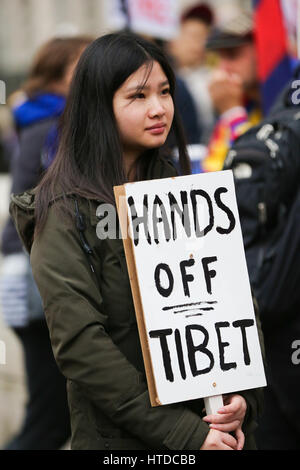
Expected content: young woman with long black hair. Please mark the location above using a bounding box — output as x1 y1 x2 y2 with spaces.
11 33 263 450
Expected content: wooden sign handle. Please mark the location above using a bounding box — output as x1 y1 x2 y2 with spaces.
114 184 159 406
204 394 223 415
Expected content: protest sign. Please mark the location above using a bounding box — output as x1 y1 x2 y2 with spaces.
114 170 266 407
106 0 179 40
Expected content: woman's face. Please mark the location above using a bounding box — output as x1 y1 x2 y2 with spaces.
113 60 174 165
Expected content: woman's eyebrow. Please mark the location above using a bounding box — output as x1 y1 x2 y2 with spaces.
125 80 170 93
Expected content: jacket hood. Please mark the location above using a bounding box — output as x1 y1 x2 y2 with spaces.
13 93 66 129
9 191 37 253
10 190 77 253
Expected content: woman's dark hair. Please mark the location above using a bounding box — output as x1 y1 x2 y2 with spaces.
34 32 191 235
23 36 94 98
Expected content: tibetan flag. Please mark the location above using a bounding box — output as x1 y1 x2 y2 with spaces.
253 0 293 114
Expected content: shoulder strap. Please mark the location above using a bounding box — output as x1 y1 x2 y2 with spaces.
73 197 96 275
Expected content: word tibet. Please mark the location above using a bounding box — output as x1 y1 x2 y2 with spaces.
128 186 236 246
149 319 255 382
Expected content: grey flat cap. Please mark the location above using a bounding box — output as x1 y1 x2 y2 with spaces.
206 11 253 50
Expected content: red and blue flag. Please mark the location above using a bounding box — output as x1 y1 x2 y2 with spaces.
253 0 294 114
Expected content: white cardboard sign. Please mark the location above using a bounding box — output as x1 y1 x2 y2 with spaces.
121 170 266 406
107 0 180 40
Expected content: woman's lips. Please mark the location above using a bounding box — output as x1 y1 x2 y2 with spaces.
146 123 166 135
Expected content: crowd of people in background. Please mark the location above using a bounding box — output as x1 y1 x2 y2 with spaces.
0 1 299 451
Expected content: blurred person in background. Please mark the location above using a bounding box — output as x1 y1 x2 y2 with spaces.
164 62 202 153
167 3 215 145
0 35 92 450
211 3 300 449
202 10 262 172
0 107 15 173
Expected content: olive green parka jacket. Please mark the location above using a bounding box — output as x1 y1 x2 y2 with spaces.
10 156 264 450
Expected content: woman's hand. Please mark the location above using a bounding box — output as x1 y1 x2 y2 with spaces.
202 394 247 450
200 429 238 450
